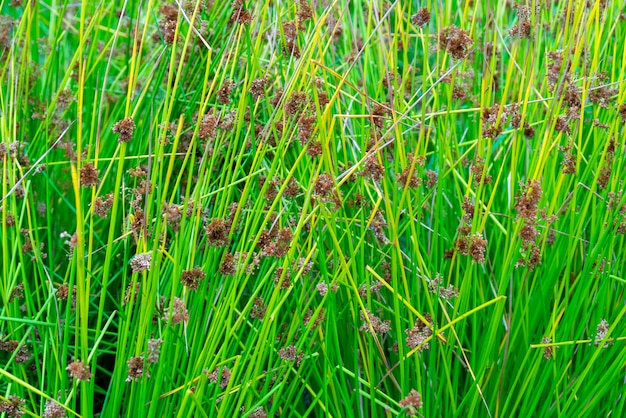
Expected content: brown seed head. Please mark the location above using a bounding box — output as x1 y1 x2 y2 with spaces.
112 117 135 142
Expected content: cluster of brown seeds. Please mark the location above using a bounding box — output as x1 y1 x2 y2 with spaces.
66 360 92 381
359 309 390 335
278 345 304 366
0 339 31 363
157 4 178 44
162 297 189 324
0 396 24 418
126 356 148 382
411 8 430 28
43 398 65 418
427 274 458 300
207 365 232 389
438 25 473 60
230 0 252 26
399 389 423 411
542 337 555 360
594 319 613 348
181 267 206 290
509 5 536 39
79 162 99 187
405 314 433 351
112 117 135 142
205 218 231 247
515 180 543 269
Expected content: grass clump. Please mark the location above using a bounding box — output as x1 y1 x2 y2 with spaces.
1 0 625 417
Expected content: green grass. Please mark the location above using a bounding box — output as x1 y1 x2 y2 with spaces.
1 0 625 417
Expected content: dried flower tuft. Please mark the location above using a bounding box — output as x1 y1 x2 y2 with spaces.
399 389 423 410
359 309 390 335
411 8 430 28
0 396 25 418
126 356 148 382
66 360 92 381
207 365 232 389
181 267 206 290
542 337 554 360
163 297 189 324
112 117 135 142
130 253 152 273
405 315 433 351
594 319 613 348
43 398 65 418
439 25 473 60
79 163 100 187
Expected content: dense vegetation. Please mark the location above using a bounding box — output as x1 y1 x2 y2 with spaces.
1 0 625 416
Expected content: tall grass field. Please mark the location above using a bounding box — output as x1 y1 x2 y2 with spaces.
1 0 626 416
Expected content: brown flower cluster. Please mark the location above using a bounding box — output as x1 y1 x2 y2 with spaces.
405 314 433 351
509 5 535 39
278 345 304 366
43 398 65 418
598 136 616 189
66 360 92 381
230 0 253 25
554 116 571 135
317 281 339 296
181 267 206 290
126 356 148 382
427 274 458 300
198 112 218 140
158 4 178 44
130 253 151 273
205 218 231 247
481 103 505 138
546 50 570 88
399 389 423 410
79 163 99 187
162 297 189 324
0 340 31 363
207 365 232 389
298 114 316 144
594 319 613 348
559 142 576 174
250 297 266 320
219 252 237 276
285 92 308 116
425 169 438 188
411 8 430 28
217 79 234 104
359 309 390 335
370 102 389 130
93 193 113 218
314 172 334 198
439 26 473 60
515 180 543 269
297 1 313 23
303 307 325 330
542 337 555 360
589 74 618 108
123 282 140 306
507 103 535 138
0 396 24 418
360 156 385 183
249 77 267 99
146 338 163 364
455 227 488 264
112 117 135 142
471 156 492 185
397 166 421 189
258 227 293 257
